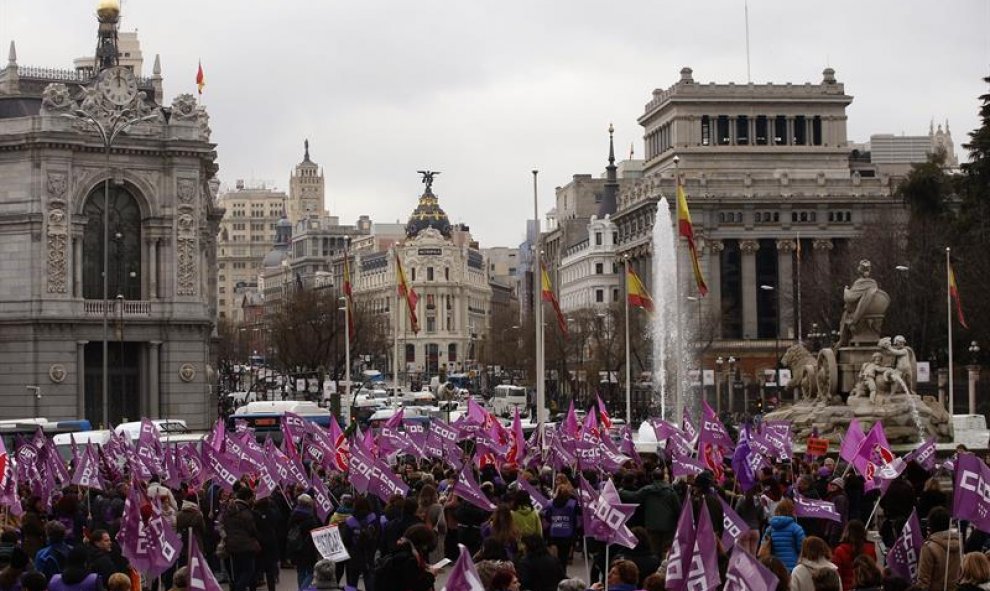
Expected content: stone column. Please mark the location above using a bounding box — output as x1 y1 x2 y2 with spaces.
149 341 162 418
729 117 737 145
76 341 88 418
707 240 724 337
73 238 83 297
937 368 948 409
786 117 794 145
149 239 158 299
968 365 980 415
812 238 833 280
776 239 796 339
740 240 760 339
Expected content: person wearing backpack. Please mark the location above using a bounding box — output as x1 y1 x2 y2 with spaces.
341 496 379 591
35 521 71 581
789 537 839 591
286 494 322 591
373 524 437 591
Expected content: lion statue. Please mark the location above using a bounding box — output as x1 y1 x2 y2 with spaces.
781 343 818 401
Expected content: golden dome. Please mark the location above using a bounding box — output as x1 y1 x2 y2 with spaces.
97 0 120 19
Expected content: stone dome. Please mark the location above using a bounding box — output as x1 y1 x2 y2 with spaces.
405 188 451 238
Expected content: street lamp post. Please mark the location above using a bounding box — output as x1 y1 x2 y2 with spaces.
66 108 158 427
339 297 350 418
760 284 781 406
727 356 738 413
968 340 980 415
715 356 724 413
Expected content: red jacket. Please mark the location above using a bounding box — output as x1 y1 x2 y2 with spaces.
832 541 877 589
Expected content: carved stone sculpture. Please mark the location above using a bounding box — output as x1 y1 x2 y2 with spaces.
781 343 818 401
837 259 889 346
171 94 198 121
40 83 73 114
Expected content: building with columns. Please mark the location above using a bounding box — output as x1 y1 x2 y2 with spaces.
351 178 492 383
0 3 221 426
610 66 899 379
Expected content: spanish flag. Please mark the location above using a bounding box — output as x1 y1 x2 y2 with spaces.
395 250 419 334
949 262 968 329
626 266 654 312
196 61 205 95
343 247 355 340
676 178 708 297
540 262 568 336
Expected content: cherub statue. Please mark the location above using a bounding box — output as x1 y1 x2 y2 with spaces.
878 335 916 395
854 352 886 402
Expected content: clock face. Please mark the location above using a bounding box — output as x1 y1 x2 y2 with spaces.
96 66 138 106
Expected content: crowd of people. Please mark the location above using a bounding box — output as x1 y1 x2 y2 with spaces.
0 428 984 591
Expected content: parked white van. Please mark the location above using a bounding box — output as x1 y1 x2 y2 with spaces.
489 385 528 417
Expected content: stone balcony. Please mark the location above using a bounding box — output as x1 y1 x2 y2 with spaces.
0 298 213 323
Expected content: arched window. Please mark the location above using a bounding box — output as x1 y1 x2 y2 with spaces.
83 185 142 300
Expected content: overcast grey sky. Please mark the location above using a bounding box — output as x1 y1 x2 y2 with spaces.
3 1 988 247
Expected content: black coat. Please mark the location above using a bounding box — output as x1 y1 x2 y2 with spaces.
516 551 565 591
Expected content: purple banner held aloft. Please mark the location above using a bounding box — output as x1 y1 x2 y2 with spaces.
686 502 721 591
724 545 780 591
310 473 335 522
905 437 937 472
665 496 696 591
516 478 549 513
446 544 485 591
700 401 734 452
839 418 866 463
453 468 496 512
887 508 923 583
348 446 409 503
793 492 842 522
202 445 240 492
953 453 990 532
187 534 224 591
731 432 757 493
719 497 751 550
671 453 707 479
70 444 104 491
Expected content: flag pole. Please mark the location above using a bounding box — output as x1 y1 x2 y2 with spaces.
624 255 632 426
673 160 685 422
393 247 400 398
533 170 546 424
796 232 802 343
947 247 954 416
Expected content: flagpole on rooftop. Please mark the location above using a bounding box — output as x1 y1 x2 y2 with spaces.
947 246 954 416
624 254 632 426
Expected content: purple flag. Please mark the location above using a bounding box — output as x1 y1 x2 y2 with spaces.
202 445 240 492
70 444 104 491
665 496 696 591
145 497 182 577
953 453 990 532
671 452 707 479
136 419 164 473
453 468 496 511
665 431 696 459
162 445 182 489
682 409 698 443
427 418 458 459
592 479 638 548
187 533 224 591
700 401 734 451
445 544 484 591
887 508 923 583
839 418 866 463
793 491 842 522
348 446 409 503
310 474 335 522
516 479 549 513
719 497 751 550
731 430 758 493
562 401 580 439
724 545 780 591
905 437 937 472
686 502 721 591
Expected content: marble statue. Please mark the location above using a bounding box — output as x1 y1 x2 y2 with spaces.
837 259 890 346
781 343 818 401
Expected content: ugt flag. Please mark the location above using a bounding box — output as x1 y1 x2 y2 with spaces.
887 509 923 583
953 454 990 532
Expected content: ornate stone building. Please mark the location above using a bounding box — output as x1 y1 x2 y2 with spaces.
612 67 900 374
351 178 492 383
0 4 221 426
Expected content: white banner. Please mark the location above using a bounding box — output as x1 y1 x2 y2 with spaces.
311 525 350 562
917 361 931 383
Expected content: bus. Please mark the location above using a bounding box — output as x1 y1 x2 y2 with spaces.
228 401 338 443
0 418 92 453
489 384 528 417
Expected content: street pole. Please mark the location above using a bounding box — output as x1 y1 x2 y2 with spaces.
340 297 350 401
533 170 546 424
67 108 158 427
947 247 954 416
624 255 632 426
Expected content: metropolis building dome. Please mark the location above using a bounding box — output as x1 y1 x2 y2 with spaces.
405 171 451 239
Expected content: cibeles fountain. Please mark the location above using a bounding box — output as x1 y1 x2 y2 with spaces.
766 259 952 444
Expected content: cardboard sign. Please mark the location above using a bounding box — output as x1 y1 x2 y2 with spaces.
311 525 350 562
806 437 830 457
